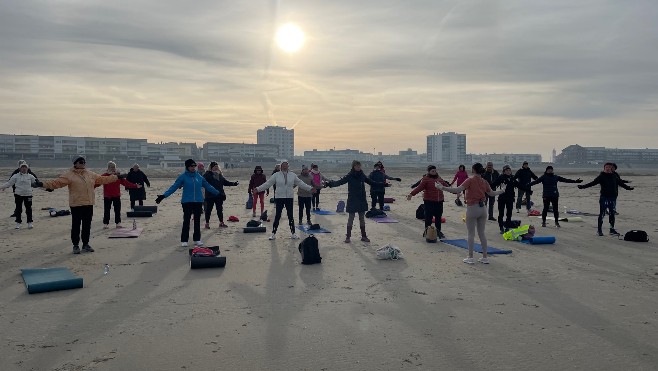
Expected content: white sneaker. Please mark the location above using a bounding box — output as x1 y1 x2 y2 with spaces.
15 223 20 230
463 257 475 265
194 241 203 246
268 233 276 240
103 224 109 229
28 223 33 229
478 257 490 264
291 233 300 240
181 242 188 247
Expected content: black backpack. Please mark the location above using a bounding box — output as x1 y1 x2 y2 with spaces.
260 210 268 221
623 230 649 242
246 220 261 228
298 235 321 264
415 204 425 219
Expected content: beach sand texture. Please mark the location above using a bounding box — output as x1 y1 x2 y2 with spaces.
1 168 657 370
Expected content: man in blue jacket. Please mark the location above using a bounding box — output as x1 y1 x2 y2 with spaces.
156 159 219 247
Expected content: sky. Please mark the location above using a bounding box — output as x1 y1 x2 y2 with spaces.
1 0 657 160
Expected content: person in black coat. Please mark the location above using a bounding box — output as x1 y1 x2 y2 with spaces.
125 164 150 209
368 163 401 210
491 164 530 234
203 162 239 228
527 166 582 228
513 161 538 213
9 160 38 217
482 162 500 221
326 160 383 243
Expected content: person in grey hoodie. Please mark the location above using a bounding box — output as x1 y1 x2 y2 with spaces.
297 165 315 226
1 161 38 229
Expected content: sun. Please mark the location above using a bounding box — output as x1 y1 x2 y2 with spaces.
276 23 305 53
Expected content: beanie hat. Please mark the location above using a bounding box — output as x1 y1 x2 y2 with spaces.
209 161 218 169
184 159 196 168
18 160 27 167
73 156 85 164
502 164 511 171
545 165 554 171
254 165 263 173
107 161 116 168
351 160 361 169
20 162 28 168
197 162 204 168
427 165 436 172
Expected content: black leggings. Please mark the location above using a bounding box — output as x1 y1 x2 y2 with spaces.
312 188 320 209
71 205 93 246
130 199 144 209
14 195 33 224
205 198 224 223
273 198 295 234
182 202 203 242
423 200 443 232
103 197 121 225
371 192 384 210
542 196 559 223
298 196 312 222
497 197 514 230
598 196 616 230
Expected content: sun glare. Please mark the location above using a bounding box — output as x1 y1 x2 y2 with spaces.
276 23 305 53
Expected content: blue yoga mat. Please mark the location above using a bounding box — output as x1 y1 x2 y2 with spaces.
520 236 556 245
312 209 337 215
21 267 84 294
441 239 513 255
297 225 332 233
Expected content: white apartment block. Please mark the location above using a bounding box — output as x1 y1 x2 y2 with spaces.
426 132 466 164
203 142 279 159
257 126 294 160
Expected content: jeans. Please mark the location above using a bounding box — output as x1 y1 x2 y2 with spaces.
181 202 203 242
14 195 33 224
103 197 121 225
516 189 532 210
71 205 93 246
298 196 312 223
273 198 295 234
598 196 616 230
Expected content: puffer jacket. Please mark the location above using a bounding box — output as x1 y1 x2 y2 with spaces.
42 167 118 207
99 172 139 198
203 171 238 200
163 170 219 203
297 173 315 197
0 172 37 196
256 171 312 199
327 170 380 213
410 175 449 202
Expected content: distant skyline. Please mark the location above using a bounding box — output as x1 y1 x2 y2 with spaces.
1 1 657 161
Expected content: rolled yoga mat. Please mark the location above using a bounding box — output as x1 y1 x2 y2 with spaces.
133 205 157 213
520 236 556 245
127 211 152 218
21 267 84 294
383 197 395 203
243 226 267 233
191 255 227 268
372 217 399 223
441 239 513 254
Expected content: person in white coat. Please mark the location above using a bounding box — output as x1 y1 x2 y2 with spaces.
1 162 38 229
254 161 315 240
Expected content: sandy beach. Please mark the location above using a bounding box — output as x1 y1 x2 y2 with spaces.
1 167 657 370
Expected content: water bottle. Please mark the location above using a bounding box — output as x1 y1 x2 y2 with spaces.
103 264 110 275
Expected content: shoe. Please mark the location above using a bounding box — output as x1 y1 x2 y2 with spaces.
516 209 520 213
500 229 505 234
463 257 475 265
541 222 547 227
268 233 276 240
219 222 228 228
15 223 20 229
252 212 257 217
344 236 351 243
291 233 300 240
10 213 16 217
361 236 370 242
610 228 620 236
28 223 33 229
72 245 81 254
103 224 109 229
116 223 123 229
478 257 490 264
438 231 446 239
194 241 203 246
307 220 312 226
597 230 604 236
82 244 94 253
488 216 496 221
181 242 188 247
555 222 561 228
204 223 210 229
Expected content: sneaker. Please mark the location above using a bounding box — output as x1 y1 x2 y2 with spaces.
478 257 490 264
252 211 257 217
610 228 620 236
463 257 475 265
541 222 547 227
10 213 16 217
516 209 520 213
555 222 561 228
103 224 110 229
82 244 94 253
488 216 496 221
116 223 123 229
28 223 33 229
194 241 203 246
268 233 276 240
219 222 228 228
307 220 312 226
597 230 604 236
72 245 81 254
361 236 371 242
204 223 210 229
15 223 20 229
181 242 188 247
438 231 446 239
291 233 300 240
499 229 505 234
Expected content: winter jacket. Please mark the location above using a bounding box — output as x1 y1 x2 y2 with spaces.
98 172 139 198
491 174 526 200
256 171 312 199
409 175 449 202
1 172 37 196
527 173 579 198
482 170 500 189
297 173 315 197
126 169 150 201
248 173 267 194
310 170 329 189
514 167 538 185
327 170 380 213
163 170 219 203
451 170 468 186
10 168 38 193
42 168 118 207
579 172 632 198
203 171 238 200
368 170 396 193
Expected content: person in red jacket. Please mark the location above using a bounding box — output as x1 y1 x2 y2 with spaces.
248 165 268 217
407 165 451 239
99 161 140 228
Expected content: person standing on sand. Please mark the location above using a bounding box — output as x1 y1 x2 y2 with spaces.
490 164 529 234
248 165 268 217
407 165 450 239
436 163 504 265
203 162 239 229
526 166 582 228
1 161 38 230
254 161 315 240
35 157 122 254
155 159 219 247
482 162 500 221
325 160 383 243
271 164 281 200
368 163 401 210
310 164 329 211
8 160 38 218
577 162 634 236
514 161 538 214
99 161 141 229
450 165 468 206
297 165 315 226
126 164 150 210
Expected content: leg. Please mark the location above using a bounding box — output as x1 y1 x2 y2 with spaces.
25 196 33 224
597 196 606 234
103 198 111 225
359 211 369 242
138 199 144 206
272 199 285 234
541 197 550 225
216 199 224 223
70 206 82 246
476 208 488 258
14 195 23 224
526 190 532 211
113 198 121 224
252 193 258 214
12 193 19 217
505 198 513 225
298 196 304 223
516 191 524 211
370 194 377 210
192 202 202 242
304 197 312 223
377 193 384 210
345 212 355 242
314 189 320 209
465 205 478 258
81 206 93 246
130 198 136 210
488 196 495 219
423 200 433 229
552 198 560 224
285 198 295 234
181 203 192 242
259 192 265 213
205 199 214 223
608 198 617 231
497 198 506 231
435 201 444 235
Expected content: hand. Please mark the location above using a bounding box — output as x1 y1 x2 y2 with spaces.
235 181 239 185
576 178 583 183
406 194 412 201
577 185 583 189
33 180 44 188
136 184 142 188
628 186 634 190
155 195 165 204
435 183 444 190
117 173 127 179
394 178 402 182
311 188 317 194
